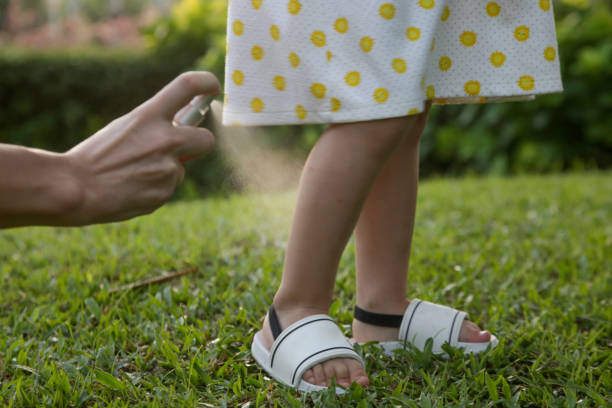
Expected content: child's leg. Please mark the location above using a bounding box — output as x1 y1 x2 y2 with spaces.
352 102 491 343
260 115 419 388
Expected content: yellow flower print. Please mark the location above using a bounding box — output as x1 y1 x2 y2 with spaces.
232 70 244 86
441 6 450 21
379 3 396 20
252 45 264 60
252 0 262 10
406 27 421 41
311 30 326 47
251 98 264 113
514 26 530 42
419 0 435 10
233 20 244 36
426 85 435 99
345 71 361 87
374 88 389 103
518 75 535 91
539 0 550 11
295 105 307 120
544 46 556 61
360 37 374 52
289 52 300 68
331 98 342 112
327 50 333 62
486 2 501 17
490 51 506 67
311 83 327 99
460 31 477 47
274 76 286 91
334 18 349 34
438 56 452 71
408 108 420 115
270 25 280 41
288 0 302 15
464 80 481 96
392 58 407 73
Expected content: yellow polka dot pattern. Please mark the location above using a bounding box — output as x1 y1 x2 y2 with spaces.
295 104 307 119
251 45 264 60
310 83 327 99
360 37 374 52
379 4 395 20
406 27 421 41
334 18 349 34
288 0 301 15
311 30 326 47
345 71 361 87
270 25 280 41
223 0 563 126
233 20 244 36
392 58 407 74
289 52 300 68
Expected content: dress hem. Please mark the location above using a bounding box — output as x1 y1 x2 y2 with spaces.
222 78 563 127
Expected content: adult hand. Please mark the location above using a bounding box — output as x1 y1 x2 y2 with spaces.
0 71 220 228
65 71 221 224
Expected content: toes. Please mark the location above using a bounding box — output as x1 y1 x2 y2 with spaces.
323 361 335 387
312 364 326 386
303 359 368 388
303 368 315 384
348 359 370 387
333 361 351 388
459 320 492 343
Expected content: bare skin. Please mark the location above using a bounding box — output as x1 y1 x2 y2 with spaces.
260 103 491 388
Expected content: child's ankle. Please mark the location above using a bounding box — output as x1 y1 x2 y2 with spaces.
355 297 410 315
272 292 331 316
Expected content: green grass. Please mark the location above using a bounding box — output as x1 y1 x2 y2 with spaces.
1 173 610 407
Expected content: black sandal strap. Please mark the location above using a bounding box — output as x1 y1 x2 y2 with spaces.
268 305 283 340
354 305 404 328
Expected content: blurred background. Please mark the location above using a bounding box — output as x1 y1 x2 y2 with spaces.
0 0 610 198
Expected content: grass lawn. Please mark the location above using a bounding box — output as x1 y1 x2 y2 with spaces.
1 172 610 407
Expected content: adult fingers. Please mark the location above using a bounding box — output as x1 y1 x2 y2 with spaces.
172 125 216 159
147 72 221 120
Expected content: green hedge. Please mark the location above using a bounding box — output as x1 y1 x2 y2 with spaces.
0 48 182 151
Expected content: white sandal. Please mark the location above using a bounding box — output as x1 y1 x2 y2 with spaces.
354 299 499 356
251 306 365 393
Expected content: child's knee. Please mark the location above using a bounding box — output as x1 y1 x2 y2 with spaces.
362 116 417 158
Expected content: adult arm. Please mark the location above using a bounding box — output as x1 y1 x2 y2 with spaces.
0 71 220 228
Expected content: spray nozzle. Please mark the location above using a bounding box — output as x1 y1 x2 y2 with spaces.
173 94 218 127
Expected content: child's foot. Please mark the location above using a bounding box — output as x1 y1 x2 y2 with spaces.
352 299 491 344
260 305 370 388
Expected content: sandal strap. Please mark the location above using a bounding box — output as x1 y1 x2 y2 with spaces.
268 314 364 387
268 305 283 340
353 305 403 328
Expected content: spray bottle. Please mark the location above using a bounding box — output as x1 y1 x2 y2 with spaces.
173 94 217 127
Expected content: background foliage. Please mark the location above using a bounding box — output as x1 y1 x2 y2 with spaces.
0 0 610 196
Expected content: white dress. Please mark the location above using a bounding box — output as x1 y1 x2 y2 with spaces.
222 0 563 126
